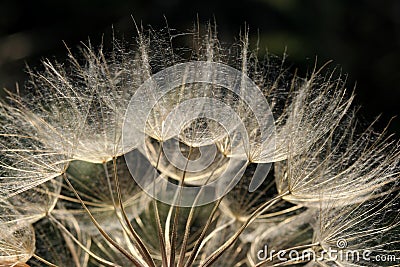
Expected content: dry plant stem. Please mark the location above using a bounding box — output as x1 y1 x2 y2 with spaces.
103 162 117 210
169 146 193 267
153 197 168 267
111 157 156 267
200 191 290 267
61 173 143 266
48 213 119 267
241 177 275 213
258 205 303 219
61 225 86 267
254 242 320 267
102 159 144 257
102 161 149 261
153 142 169 267
183 198 223 267
184 162 251 267
52 193 110 208
32 254 59 267
177 156 226 267
196 218 236 251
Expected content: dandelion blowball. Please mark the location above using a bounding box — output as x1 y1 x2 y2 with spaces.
0 21 398 267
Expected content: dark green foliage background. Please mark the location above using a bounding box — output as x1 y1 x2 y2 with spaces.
0 0 399 134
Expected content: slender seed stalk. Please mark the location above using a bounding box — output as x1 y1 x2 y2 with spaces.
33 254 59 267
200 191 290 267
152 141 169 267
177 156 225 267
111 157 156 267
169 145 193 267
184 162 250 267
48 213 120 267
62 173 143 266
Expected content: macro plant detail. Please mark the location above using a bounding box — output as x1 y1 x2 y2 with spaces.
0 22 399 267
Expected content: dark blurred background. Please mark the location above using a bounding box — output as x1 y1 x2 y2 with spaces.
0 0 399 135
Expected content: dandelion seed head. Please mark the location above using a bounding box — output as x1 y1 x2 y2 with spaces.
0 21 399 267
0 210 35 266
